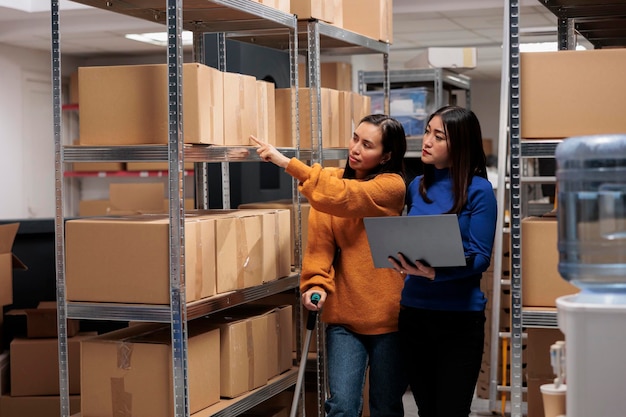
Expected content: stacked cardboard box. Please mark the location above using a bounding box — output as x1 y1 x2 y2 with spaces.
64 209 291 304
0 301 89 417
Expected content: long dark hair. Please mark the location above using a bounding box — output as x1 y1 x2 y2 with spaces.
343 114 407 180
419 106 487 214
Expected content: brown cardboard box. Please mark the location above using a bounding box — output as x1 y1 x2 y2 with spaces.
68 70 79 104
79 63 224 145
521 217 579 307
256 79 276 144
65 216 206 304
298 62 353 91
237 208 292 281
341 0 393 43
0 394 80 417
217 314 269 398
10 333 93 396
238 200 311 266
521 49 626 139
275 87 341 149
109 182 165 214
254 0 290 13
290 0 335 22
223 71 258 146
81 322 220 417
78 199 110 217
5 302 79 338
228 304 294 378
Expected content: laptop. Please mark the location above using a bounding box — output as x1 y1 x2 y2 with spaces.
363 214 466 268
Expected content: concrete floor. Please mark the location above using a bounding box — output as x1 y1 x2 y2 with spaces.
402 389 524 417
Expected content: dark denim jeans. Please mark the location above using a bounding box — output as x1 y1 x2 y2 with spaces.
325 325 407 417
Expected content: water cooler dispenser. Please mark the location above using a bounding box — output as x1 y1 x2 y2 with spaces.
555 135 626 417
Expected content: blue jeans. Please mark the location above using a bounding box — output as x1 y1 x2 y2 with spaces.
325 325 407 417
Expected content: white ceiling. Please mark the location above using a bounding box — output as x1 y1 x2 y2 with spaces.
0 0 562 81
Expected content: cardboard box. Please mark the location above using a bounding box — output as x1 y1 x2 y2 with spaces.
79 63 224 145
251 0 290 13
223 71 258 146
81 322 220 417
216 314 268 398
341 0 393 43
256 79 276 144
238 200 311 266
109 183 165 214
5 302 79 339
236 208 292 281
275 87 341 149
0 394 80 417
521 49 626 139
291 0 335 22
10 333 93 396
65 216 208 304
404 47 477 70
298 62 353 91
521 217 579 307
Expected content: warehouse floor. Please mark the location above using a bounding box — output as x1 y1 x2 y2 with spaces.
402 388 526 416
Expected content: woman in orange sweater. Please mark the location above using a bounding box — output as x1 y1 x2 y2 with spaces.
251 114 408 417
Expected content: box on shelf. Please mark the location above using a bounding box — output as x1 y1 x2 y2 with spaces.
251 0 290 13
341 0 393 43
298 62 353 91
79 63 224 145
109 183 165 214
238 199 311 266
521 48 626 139
256 79 276 145
215 313 269 398
404 47 477 70
223 71 258 146
10 333 94 396
0 394 80 417
290 0 335 22
65 215 211 304
521 216 579 307
275 87 340 149
4 301 79 339
81 322 220 417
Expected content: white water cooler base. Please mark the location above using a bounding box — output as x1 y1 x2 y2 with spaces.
557 293 626 417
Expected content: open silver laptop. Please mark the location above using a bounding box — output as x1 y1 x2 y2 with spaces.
364 214 466 268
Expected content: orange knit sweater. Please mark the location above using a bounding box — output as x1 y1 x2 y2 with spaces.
286 158 406 335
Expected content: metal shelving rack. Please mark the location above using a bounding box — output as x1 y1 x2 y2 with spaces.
52 3 391 417
52 2 301 417
505 1 626 416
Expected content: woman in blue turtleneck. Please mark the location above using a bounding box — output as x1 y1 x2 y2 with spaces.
389 106 497 417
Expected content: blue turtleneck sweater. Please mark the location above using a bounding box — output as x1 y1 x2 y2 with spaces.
401 168 497 311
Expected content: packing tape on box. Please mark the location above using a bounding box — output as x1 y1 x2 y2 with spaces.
117 342 133 370
111 377 132 417
246 320 255 390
